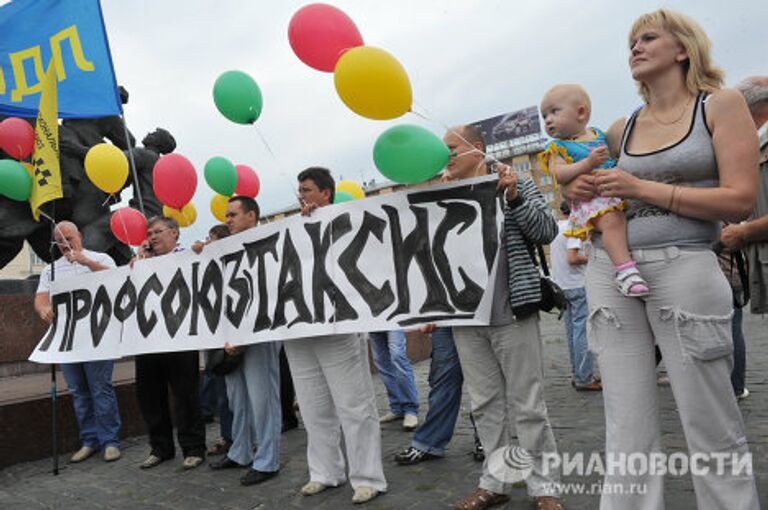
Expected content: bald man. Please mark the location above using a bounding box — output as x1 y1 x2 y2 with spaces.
442 125 564 510
714 77 768 400
723 77 768 313
34 221 122 463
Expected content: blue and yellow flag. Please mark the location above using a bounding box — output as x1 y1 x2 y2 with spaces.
0 0 121 118
29 62 62 221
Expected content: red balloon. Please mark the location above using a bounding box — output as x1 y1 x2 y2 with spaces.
288 3 364 72
0 117 35 160
153 153 198 209
110 208 147 246
235 164 260 197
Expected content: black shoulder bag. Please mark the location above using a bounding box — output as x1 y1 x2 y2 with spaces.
527 243 569 316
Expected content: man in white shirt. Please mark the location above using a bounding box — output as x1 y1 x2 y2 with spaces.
34 221 122 462
550 203 600 391
284 167 387 505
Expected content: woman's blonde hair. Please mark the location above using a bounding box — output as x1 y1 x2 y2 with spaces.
629 8 724 103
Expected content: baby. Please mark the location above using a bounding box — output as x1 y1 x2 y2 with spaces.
538 84 649 297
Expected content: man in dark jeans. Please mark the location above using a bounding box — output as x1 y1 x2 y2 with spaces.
135 216 206 470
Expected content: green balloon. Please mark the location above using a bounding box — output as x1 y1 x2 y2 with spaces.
213 70 263 124
0 159 32 201
334 191 354 204
204 156 238 196
373 124 450 184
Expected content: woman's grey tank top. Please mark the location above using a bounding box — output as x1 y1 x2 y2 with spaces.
598 93 720 250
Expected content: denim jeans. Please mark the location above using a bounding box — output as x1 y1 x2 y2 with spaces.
370 330 419 416
731 289 746 395
411 327 463 456
563 287 595 386
225 342 282 471
61 360 121 449
212 374 233 442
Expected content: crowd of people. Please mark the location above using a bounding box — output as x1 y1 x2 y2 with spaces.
31 8 768 510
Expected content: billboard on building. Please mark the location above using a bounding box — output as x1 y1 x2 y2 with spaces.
472 106 546 160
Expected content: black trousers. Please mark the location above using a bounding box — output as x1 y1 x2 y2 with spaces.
135 351 206 458
279 346 298 427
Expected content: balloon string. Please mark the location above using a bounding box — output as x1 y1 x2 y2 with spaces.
116 210 132 251
180 205 194 227
411 101 506 168
410 103 505 193
252 125 303 207
39 209 73 255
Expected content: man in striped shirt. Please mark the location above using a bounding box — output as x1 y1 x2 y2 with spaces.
447 126 564 510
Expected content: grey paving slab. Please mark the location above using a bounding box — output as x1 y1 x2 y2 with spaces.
1 312 766 509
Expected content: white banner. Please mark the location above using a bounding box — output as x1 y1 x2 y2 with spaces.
30 177 505 363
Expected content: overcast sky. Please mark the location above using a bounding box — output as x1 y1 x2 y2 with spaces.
100 0 767 242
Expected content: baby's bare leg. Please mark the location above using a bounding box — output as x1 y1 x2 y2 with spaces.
592 211 630 267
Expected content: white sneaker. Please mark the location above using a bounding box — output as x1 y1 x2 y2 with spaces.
301 481 328 496
379 412 403 423
103 446 121 462
182 456 204 470
352 486 379 504
70 446 95 463
402 413 418 431
737 388 750 400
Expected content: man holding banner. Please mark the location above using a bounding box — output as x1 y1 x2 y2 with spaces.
445 126 564 510
134 217 206 470
284 167 386 505
34 221 121 463
208 196 282 486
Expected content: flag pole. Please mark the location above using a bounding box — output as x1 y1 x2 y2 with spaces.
47 202 59 476
120 111 144 216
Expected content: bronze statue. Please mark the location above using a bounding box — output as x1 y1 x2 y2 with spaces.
0 88 177 269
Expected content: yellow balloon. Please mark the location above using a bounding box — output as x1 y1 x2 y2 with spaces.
211 193 230 222
163 203 197 227
334 46 412 120
336 180 365 200
21 162 34 178
84 143 129 194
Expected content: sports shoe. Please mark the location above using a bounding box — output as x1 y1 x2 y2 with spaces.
139 454 165 469
352 486 379 504
103 446 121 462
301 481 328 496
657 375 671 387
402 413 419 431
70 446 95 463
379 412 403 423
736 388 750 400
394 446 439 465
182 456 204 470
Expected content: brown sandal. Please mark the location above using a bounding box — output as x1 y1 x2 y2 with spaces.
536 496 564 510
454 488 509 510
